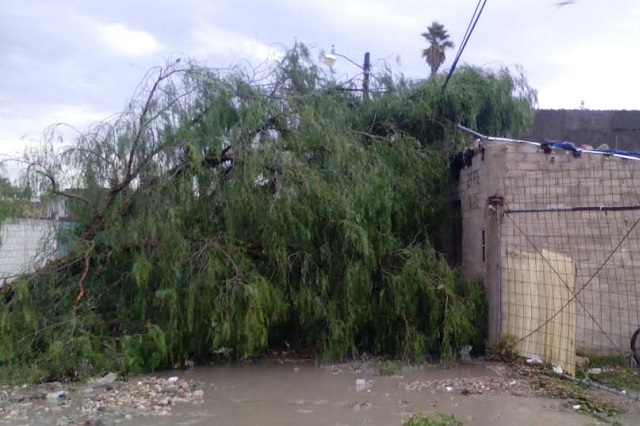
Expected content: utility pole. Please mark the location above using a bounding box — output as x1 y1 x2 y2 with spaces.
323 47 371 99
362 52 371 101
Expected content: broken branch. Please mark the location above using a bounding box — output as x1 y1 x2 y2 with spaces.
75 245 94 305
34 169 91 205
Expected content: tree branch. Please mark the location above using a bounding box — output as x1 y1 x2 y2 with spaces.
126 68 182 179
204 154 235 167
34 169 91 205
75 245 93 305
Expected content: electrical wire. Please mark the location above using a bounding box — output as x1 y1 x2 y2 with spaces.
441 0 488 95
458 0 483 58
449 0 487 76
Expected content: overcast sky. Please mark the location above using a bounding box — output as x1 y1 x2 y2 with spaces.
1 0 639 165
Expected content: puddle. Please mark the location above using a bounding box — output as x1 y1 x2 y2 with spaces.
120 362 615 426
4 361 637 425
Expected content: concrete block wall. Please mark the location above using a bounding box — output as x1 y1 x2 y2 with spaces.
522 109 640 151
457 157 489 281
0 218 57 285
456 140 640 353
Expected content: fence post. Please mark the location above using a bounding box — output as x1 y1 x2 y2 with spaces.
486 195 504 342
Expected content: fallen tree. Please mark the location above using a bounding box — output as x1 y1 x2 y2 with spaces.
0 44 535 382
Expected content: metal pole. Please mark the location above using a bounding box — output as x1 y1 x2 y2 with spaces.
456 124 488 140
362 52 371 100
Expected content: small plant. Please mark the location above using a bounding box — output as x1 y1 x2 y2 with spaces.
589 366 640 394
587 355 628 368
486 334 520 362
574 351 640 395
404 413 463 426
533 374 622 418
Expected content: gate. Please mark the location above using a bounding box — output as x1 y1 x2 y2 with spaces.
496 190 640 376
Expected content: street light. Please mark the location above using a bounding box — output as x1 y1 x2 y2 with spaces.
322 46 371 100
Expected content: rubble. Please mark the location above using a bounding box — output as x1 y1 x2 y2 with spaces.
399 375 535 397
0 374 205 425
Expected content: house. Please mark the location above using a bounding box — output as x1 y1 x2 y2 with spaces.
452 135 640 375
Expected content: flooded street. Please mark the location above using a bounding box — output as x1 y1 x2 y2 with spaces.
122 362 628 426
4 360 640 425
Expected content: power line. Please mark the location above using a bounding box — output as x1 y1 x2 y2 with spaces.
443 0 487 92
458 0 483 58
441 0 488 95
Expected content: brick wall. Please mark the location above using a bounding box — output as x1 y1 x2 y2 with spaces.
0 218 57 285
455 140 640 353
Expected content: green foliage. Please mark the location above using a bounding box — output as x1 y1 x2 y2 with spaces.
575 354 640 394
586 366 640 394
0 176 33 223
576 351 629 368
463 279 488 354
359 66 535 151
0 43 534 382
404 413 463 426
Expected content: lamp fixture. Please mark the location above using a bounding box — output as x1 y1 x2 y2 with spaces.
322 46 337 67
321 45 372 100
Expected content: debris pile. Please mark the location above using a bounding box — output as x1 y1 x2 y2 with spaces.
0 374 204 425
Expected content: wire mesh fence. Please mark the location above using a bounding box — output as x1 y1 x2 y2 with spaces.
496 155 640 383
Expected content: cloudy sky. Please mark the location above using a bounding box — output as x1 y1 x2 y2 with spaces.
1 0 639 166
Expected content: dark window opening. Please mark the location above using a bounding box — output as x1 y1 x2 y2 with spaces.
482 229 486 262
440 200 462 267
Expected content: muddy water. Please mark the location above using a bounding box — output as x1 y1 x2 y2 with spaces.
125 362 618 426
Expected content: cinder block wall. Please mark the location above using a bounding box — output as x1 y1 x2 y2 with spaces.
456 140 640 353
522 109 640 151
457 158 489 281
456 144 509 341
0 218 57 284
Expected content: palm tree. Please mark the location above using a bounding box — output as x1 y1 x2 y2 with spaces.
421 21 454 79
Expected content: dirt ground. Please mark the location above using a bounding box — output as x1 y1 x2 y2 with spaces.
2 360 640 426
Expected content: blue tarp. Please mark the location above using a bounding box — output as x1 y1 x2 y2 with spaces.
547 141 579 153
546 141 640 160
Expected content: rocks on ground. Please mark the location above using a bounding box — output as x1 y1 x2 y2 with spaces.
399 375 534 397
0 373 205 425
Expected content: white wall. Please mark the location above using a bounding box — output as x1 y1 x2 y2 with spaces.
0 218 57 286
